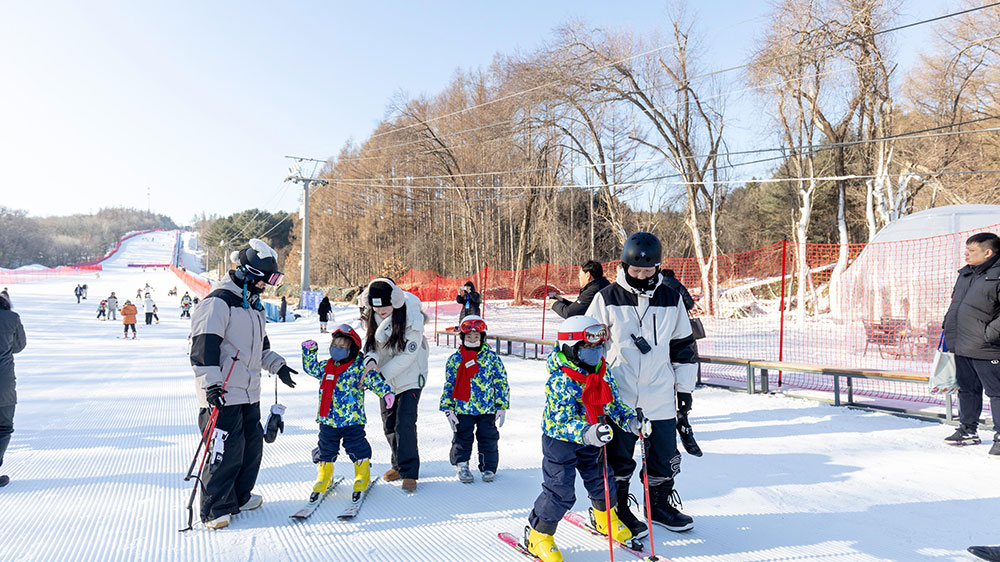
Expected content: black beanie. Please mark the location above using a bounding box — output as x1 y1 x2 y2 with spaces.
367 281 394 307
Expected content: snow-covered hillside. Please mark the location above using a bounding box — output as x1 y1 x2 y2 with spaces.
0 232 996 562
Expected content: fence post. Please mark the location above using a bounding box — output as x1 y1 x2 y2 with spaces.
434 277 439 335
778 238 788 388
482 264 489 319
541 262 549 340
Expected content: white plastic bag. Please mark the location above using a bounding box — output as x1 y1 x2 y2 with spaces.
929 333 957 394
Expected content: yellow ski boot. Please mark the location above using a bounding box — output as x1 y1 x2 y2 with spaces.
525 526 563 562
591 506 633 544
311 461 333 502
352 459 371 501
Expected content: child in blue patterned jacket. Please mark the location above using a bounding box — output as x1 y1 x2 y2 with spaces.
522 315 651 562
440 315 509 483
302 324 394 502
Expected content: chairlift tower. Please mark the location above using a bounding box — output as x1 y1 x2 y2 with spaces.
283 156 329 292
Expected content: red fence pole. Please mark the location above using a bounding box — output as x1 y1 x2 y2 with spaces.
434 277 439 335
778 238 788 387
541 262 549 340
482 265 489 319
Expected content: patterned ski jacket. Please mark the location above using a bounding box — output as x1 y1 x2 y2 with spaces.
302 342 392 428
541 350 636 445
439 344 510 415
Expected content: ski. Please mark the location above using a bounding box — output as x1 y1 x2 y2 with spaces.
289 477 345 520
497 532 542 561
562 511 670 561
337 477 379 520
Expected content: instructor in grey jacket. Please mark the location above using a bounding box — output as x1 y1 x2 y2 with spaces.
189 239 296 529
0 293 26 488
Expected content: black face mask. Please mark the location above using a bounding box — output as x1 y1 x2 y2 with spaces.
623 267 659 291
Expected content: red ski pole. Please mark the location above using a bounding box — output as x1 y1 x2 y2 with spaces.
180 350 240 532
599 416 615 562
636 408 666 561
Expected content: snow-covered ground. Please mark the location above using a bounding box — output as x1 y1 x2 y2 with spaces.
1 232 998 562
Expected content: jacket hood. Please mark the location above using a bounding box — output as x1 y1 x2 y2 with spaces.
374 291 426 344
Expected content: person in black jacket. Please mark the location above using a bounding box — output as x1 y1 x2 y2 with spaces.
662 269 695 311
318 296 332 333
0 293 26 487
551 260 610 319
456 281 481 321
942 232 1000 457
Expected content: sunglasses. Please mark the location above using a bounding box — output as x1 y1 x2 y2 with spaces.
460 318 488 333
558 323 608 344
244 264 285 286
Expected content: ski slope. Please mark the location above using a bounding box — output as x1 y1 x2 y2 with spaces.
0 232 997 562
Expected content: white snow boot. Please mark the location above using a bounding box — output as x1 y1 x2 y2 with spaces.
456 462 474 483
204 513 230 529
239 494 263 511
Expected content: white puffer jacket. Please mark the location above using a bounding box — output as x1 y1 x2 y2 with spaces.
585 269 699 421
364 291 429 393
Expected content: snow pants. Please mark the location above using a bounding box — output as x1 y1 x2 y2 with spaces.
450 413 499 472
312 424 371 464
145 313 154 325
197 402 263 521
528 434 615 535
380 389 420 479
607 418 680 486
123 324 136 336
108 309 117 321
96 310 105 320
0 405 14 469
956 355 1000 433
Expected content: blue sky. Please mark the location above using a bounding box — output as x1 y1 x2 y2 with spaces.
0 1 941 225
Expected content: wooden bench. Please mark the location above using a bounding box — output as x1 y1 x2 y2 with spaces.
435 331 556 360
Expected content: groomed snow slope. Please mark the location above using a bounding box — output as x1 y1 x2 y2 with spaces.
0 233 997 561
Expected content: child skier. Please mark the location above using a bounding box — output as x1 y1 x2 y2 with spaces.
96 299 107 320
439 315 509 483
121 300 138 339
523 315 651 562
180 292 193 318
301 324 395 503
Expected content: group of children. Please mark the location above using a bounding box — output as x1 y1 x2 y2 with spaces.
297 310 646 562
93 289 197 339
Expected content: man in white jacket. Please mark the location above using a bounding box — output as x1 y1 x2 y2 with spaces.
586 232 698 536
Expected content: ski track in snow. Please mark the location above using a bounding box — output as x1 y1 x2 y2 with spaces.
0 231 995 561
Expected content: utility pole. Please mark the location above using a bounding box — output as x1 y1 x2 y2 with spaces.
284 156 329 293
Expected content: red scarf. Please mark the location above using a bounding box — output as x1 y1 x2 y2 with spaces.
319 359 352 417
561 361 613 424
452 347 480 402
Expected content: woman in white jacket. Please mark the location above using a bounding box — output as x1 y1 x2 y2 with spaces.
362 278 429 492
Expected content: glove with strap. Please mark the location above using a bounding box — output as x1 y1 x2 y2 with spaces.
445 411 459 432
582 423 613 447
205 384 227 408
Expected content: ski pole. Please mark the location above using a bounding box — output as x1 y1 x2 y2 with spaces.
180 350 240 532
598 415 615 562
636 408 665 562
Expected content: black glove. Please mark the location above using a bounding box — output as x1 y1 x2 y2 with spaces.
277 365 297 388
677 392 693 416
676 415 703 457
205 384 227 408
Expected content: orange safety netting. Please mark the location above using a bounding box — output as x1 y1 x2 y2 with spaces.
397 223 1000 410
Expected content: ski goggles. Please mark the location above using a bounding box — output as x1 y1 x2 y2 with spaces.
243 263 284 286
558 323 608 344
460 317 488 333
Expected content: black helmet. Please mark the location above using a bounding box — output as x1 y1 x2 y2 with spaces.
621 232 661 267
232 239 283 285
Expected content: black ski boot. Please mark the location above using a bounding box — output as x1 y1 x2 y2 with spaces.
944 424 981 446
615 482 648 539
990 434 1000 458
648 480 693 532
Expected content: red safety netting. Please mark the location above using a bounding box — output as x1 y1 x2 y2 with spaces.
397 222 1000 411
171 266 212 298
0 264 102 284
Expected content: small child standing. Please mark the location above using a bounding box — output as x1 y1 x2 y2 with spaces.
523 315 650 562
302 324 395 503
440 315 509 483
97 299 107 320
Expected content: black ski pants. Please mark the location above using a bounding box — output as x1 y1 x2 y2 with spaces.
956 355 1000 433
450 413 499 472
607 419 681 487
145 312 154 325
197 402 263 521
528 434 615 535
380 389 420 479
312 424 371 464
0 405 14 469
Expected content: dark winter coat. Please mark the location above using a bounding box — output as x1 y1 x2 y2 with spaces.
662 275 695 311
456 286 481 320
552 276 610 319
0 309 26 406
944 254 1000 360
318 298 332 322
